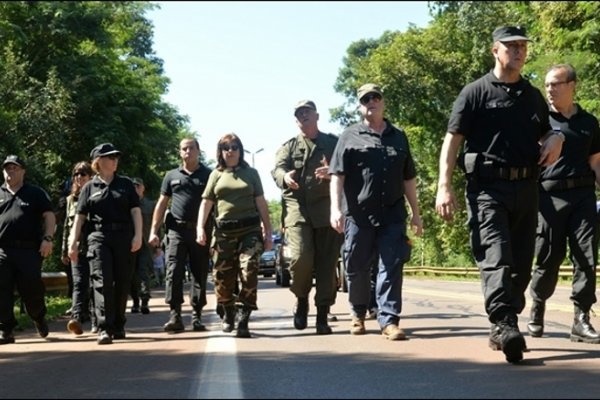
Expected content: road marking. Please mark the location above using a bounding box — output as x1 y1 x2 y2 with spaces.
190 335 243 399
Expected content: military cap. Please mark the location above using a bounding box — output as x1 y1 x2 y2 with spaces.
357 83 383 101
2 154 26 168
90 143 121 160
492 26 531 43
293 100 317 114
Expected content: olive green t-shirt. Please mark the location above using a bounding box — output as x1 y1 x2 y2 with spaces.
202 166 264 222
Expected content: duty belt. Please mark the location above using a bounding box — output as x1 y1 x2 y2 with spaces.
540 176 595 191
0 240 38 249
174 220 197 230
93 222 132 232
478 164 539 181
216 216 260 230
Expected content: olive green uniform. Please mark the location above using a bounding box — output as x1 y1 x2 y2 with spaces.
203 166 265 309
272 132 343 307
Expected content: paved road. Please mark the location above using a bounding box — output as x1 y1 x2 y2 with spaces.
1 277 600 398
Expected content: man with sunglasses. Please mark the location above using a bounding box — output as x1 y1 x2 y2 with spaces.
329 84 423 341
149 138 213 333
527 64 600 344
272 100 343 335
0 155 56 344
435 26 564 363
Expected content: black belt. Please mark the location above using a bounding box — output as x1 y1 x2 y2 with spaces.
216 216 260 230
541 176 595 191
0 240 38 249
478 164 539 181
174 220 197 230
93 222 132 232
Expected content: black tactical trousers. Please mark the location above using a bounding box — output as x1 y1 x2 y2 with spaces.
130 244 152 303
530 187 598 310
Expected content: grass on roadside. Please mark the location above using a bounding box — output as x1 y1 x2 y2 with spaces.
13 294 71 331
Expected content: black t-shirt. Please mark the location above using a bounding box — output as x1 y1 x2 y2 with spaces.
76 175 140 224
329 119 416 227
0 183 53 242
448 71 551 167
541 105 600 180
160 164 212 223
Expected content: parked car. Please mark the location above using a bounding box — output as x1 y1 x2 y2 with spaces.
258 250 276 278
275 237 291 287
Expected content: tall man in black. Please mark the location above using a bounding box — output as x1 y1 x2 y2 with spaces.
149 138 212 332
528 64 600 344
0 155 56 344
435 26 564 363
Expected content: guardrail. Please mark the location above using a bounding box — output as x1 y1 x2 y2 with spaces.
404 265 588 278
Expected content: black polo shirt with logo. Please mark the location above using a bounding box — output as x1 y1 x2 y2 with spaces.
329 119 416 227
76 174 139 224
160 164 212 223
0 183 53 242
448 71 551 167
540 105 600 180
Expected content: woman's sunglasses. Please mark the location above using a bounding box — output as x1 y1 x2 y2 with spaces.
221 144 240 152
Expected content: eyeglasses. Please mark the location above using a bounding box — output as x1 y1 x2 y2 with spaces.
221 144 240 152
360 93 382 105
102 154 120 160
544 81 571 89
73 171 88 177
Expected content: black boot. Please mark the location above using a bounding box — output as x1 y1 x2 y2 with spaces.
571 305 600 344
164 307 185 333
140 299 150 315
236 306 252 338
316 306 332 335
131 298 140 314
293 297 309 330
496 313 526 364
192 309 207 332
222 305 236 333
527 300 545 338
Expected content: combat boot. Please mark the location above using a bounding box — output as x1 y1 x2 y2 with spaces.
164 307 185 333
293 297 309 330
316 306 332 335
140 299 150 315
0 330 15 345
222 305 236 333
496 313 526 364
571 305 600 344
131 298 140 314
236 306 252 338
527 300 545 338
192 309 207 332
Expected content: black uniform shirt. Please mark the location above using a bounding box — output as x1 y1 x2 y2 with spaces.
76 175 139 224
329 119 416 227
160 164 212 223
0 183 53 241
540 105 600 180
448 71 551 167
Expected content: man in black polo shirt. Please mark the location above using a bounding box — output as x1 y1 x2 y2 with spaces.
149 138 212 332
435 26 564 363
329 83 423 341
0 155 56 345
527 64 600 344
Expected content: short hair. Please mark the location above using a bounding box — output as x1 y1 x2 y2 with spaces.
547 63 577 83
180 137 200 150
215 133 249 171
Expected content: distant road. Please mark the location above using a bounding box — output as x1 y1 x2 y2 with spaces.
1 278 599 399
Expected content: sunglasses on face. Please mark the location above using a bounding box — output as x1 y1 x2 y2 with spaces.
360 93 382 105
221 144 240 152
73 171 88 177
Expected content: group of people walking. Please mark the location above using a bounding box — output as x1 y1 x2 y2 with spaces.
0 25 598 365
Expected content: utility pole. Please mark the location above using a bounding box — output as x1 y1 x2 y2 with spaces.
244 147 264 168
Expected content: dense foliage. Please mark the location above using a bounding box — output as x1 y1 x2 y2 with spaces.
331 1 600 267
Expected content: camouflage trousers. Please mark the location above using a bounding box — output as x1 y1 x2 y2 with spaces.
212 228 263 310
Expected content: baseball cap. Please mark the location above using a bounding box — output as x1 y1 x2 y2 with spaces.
90 143 121 159
357 83 383 101
293 100 317 114
132 177 144 186
492 26 531 43
2 155 26 168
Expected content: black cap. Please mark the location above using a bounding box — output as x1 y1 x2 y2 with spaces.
90 143 121 159
2 154 26 168
132 177 144 186
492 26 531 43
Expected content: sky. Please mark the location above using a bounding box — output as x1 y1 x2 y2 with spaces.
146 1 432 201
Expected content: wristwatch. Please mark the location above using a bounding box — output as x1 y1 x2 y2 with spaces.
42 235 54 242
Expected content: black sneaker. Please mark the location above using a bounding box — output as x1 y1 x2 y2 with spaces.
496 314 526 364
131 305 140 314
34 320 49 338
0 330 15 345
164 313 185 333
140 303 150 315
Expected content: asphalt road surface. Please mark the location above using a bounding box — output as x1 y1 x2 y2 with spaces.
1 277 600 399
